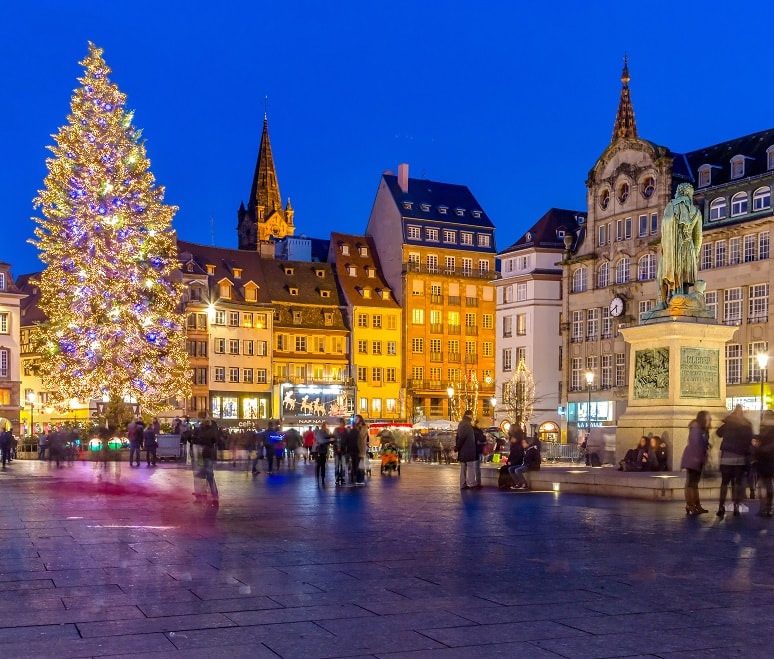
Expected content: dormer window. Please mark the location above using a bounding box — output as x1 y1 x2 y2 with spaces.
403 201 413 210
768 146 774 171
206 264 216 275
186 262 194 272
315 268 325 278
320 289 331 298
233 268 242 280
347 265 357 277
730 155 745 179
219 281 232 299
244 283 258 303
284 266 295 276
420 203 430 212
471 210 482 218
289 287 299 296
557 230 566 239
361 287 372 299
698 165 712 188
438 206 448 215
293 311 302 324
380 289 391 300
358 246 368 257
454 208 465 216
340 244 350 256
366 266 375 278
324 312 333 326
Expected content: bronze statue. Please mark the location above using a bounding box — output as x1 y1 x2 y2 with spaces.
657 183 702 307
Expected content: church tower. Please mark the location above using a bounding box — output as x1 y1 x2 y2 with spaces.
237 115 295 252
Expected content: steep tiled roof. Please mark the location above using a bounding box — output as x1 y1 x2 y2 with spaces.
15 272 45 325
683 127 774 188
329 233 400 309
498 208 585 256
382 174 494 229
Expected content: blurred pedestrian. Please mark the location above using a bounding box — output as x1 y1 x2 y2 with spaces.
353 415 369 485
753 410 774 517
680 410 712 515
128 419 144 467
144 423 157 466
715 405 753 517
455 410 477 490
313 422 334 486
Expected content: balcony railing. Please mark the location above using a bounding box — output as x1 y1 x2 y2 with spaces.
448 324 461 334
465 297 478 307
465 326 478 336
405 263 500 280
430 352 443 362
430 294 443 304
430 323 443 333
272 376 354 386
748 316 769 324
448 296 461 305
448 352 461 363
465 354 478 364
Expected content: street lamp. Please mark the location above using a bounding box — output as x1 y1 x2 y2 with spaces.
27 391 36 438
584 371 594 439
447 386 454 421
758 352 769 422
490 396 497 427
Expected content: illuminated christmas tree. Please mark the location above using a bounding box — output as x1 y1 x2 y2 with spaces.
31 43 190 413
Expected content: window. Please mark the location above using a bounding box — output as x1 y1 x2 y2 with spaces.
0 312 7 334
744 235 757 262
503 286 513 304
731 192 748 217
412 338 424 353
386 368 396 383
370 314 382 329
0 349 7 377
639 300 654 322
638 254 656 281
701 243 712 270
601 307 612 339
357 340 367 354
295 336 307 352
571 311 584 342
705 291 717 319
615 353 626 387
615 258 630 284
214 338 225 354
618 182 630 203
214 310 225 325
357 313 368 328
407 226 421 240
411 366 424 381
730 156 745 179
357 366 367 382
276 334 288 351
229 311 239 326
601 355 612 388
478 234 490 247
597 262 609 288
482 342 493 357
749 284 769 323
502 316 513 338
698 165 711 188
516 283 527 301
242 369 253 384
598 224 607 246
749 342 769 382
753 187 771 211
461 258 473 275
256 340 268 356
715 240 726 268
465 312 476 328
650 213 659 235
0 273 4 290
729 237 740 265
710 198 727 220
372 341 382 355
314 337 325 352
478 260 489 274
229 339 239 355
726 344 742 384
724 288 742 325
427 254 439 273
426 228 439 242
760 232 770 261
412 308 424 324
638 214 648 237
214 367 225 383
292 311 302 324
443 230 456 243
503 348 512 371
195 368 207 385
571 267 587 293
483 314 493 329
372 367 382 383
220 282 232 299
387 315 397 330
571 358 582 391
587 308 599 340
642 176 655 198
456 232 471 246
256 369 267 384
516 313 527 336
600 189 610 209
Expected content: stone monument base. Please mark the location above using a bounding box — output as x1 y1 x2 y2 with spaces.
618 318 736 470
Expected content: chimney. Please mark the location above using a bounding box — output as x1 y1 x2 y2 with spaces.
397 163 409 193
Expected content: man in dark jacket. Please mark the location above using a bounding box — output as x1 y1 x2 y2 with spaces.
507 431 526 487
510 437 541 490
194 418 219 504
716 405 753 517
455 410 478 490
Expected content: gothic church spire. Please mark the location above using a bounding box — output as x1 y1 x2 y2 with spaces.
249 116 283 215
612 55 637 141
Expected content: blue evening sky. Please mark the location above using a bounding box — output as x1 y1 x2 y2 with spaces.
1 0 771 277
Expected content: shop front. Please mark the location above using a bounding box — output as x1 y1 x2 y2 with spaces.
210 392 272 429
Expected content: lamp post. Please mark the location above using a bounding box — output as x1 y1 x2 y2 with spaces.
758 352 769 423
447 386 454 421
490 396 496 427
27 391 36 438
584 371 594 439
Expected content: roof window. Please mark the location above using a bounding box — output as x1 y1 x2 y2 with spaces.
284 266 295 276
403 201 413 210
454 208 465 216
289 287 299 296
471 210 482 218
315 268 325 278
438 206 448 215
420 203 430 212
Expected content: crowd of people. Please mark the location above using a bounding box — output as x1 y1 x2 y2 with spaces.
618 435 670 472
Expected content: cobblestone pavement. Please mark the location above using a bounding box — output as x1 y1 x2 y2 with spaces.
0 458 772 658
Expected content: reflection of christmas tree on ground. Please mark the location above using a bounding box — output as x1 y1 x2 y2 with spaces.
32 43 190 414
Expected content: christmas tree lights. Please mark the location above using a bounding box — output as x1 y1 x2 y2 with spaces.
31 43 191 413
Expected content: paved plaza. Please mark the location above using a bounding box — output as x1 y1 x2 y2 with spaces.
0 458 772 658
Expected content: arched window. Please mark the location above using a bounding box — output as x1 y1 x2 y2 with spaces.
597 262 609 289
615 258 630 284
599 189 610 210
730 155 745 179
571 267 587 293
642 176 656 198
731 192 748 217
698 164 712 188
638 254 656 281
753 187 771 212
618 182 630 203
709 197 727 221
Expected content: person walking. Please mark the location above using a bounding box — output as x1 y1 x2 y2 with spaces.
332 418 348 485
754 410 774 517
715 405 753 517
353 415 369 485
455 410 478 490
0 427 13 468
680 410 712 515
473 419 487 488
313 423 334 486
194 418 219 505
284 427 302 470
303 426 315 463
143 423 158 466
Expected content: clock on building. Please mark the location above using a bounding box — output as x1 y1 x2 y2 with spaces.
609 296 625 317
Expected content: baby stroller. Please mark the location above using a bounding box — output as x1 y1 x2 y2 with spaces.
380 443 401 475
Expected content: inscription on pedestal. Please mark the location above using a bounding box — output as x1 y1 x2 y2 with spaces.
633 347 670 399
680 347 719 399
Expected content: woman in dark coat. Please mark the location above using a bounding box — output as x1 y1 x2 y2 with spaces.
680 410 712 515
754 410 774 517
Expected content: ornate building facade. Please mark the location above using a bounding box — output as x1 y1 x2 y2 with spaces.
0 263 25 435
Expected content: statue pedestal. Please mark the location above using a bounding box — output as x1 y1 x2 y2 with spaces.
617 319 736 469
